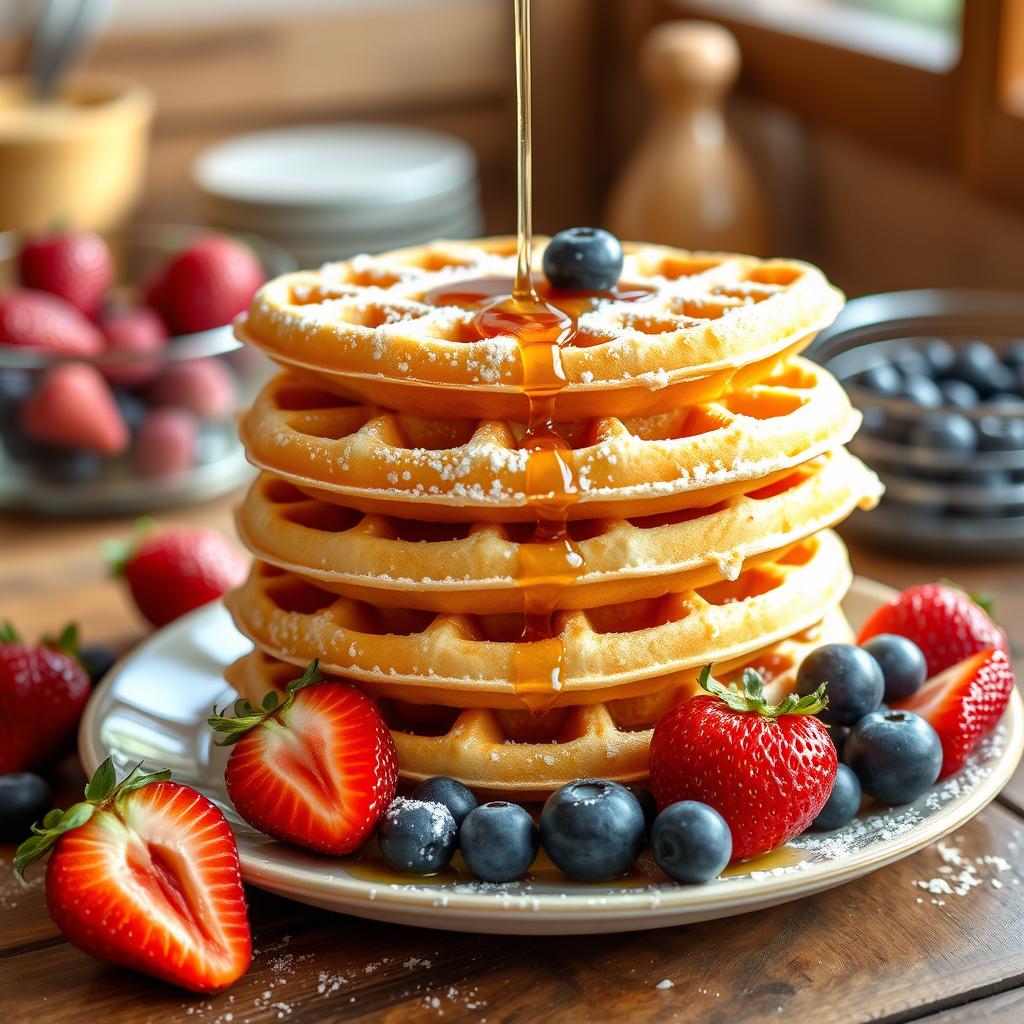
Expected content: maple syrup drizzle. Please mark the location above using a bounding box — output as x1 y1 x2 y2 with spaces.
421 0 650 715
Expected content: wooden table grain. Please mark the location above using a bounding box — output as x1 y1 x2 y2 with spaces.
1 495 1023 1024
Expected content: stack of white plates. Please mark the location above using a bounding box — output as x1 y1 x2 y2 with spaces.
193 124 483 267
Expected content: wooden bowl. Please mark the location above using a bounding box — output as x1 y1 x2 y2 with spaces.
0 75 153 232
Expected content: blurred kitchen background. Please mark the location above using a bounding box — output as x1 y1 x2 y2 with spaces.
4 0 1024 563
5 0 1016 295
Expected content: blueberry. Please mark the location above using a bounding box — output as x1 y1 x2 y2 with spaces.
37 449 104 484
1005 339 1024 368
978 416 1024 452
908 412 975 453
113 390 147 433
78 643 117 685
796 643 885 726
411 776 477 829
845 709 943 805
829 724 851 761
543 228 623 292
949 342 1009 395
939 379 979 410
650 801 732 883
857 363 901 396
860 407 904 443
540 779 645 882
978 364 1018 398
629 785 658 838
378 797 457 875
809 764 862 832
860 634 926 703
0 772 52 842
899 374 943 408
984 393 1023 408
459 801 539 882
920 338 956 375
891 349 930 378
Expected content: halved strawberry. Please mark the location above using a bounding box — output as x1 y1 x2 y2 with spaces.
894 648 1015 778
210 661 398 855
15 758 250 993
858 583 1008 677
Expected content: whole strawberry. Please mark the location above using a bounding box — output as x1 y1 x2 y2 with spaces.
15 758 251 993
858 583 1008 677
895 648 1014 777
19 231 114 319
209 661 398 855
0 623 91 773
108 524 247 628
649 667 837 861
21 362 129 455
0 289 104 357
150 235 265 335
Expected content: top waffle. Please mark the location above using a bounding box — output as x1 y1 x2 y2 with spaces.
238 237 844 419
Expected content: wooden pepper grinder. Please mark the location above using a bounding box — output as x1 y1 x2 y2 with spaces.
606 20 768 254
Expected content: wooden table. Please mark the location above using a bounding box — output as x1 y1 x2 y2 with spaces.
2 496 1024 1024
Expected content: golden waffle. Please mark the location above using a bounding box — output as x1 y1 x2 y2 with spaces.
224 529 851 709
226 607 852 798
239 358 860 522
238 237 844 419
236 449 880 613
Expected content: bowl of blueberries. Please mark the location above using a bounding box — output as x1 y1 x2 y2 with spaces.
810 289 1024 558
0 224 294 516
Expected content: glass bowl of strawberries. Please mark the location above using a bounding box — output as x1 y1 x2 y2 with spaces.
0 224 294 515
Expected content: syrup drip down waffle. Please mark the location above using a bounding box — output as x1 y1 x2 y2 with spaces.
235 448 880 613
224 529 852 708
226 236 869 793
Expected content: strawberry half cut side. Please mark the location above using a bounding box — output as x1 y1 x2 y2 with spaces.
209 661 399 856
894 648 1015 778
15 758 251 994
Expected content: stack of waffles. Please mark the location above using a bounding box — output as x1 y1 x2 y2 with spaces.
225 238 881 800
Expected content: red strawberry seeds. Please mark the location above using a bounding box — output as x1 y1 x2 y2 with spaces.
649 667 837 861
0 623 91 774
895 648 1015 778
858 583 1008 677
110 525 247 628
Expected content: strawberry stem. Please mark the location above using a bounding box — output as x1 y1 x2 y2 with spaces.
208 660 323 745
102 517 156 577
14 757 171 879
698 664 828 719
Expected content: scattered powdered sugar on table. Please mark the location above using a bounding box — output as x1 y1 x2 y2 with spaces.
912 836 1018 906
0 857 44 910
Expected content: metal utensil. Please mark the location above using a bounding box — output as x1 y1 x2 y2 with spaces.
26 0 114 100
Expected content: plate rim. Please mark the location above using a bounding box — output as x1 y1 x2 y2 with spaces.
78 578 1024 924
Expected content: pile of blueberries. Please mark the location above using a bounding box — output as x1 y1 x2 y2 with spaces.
846 337 1024 520
793 634 939 829
380 775 734 887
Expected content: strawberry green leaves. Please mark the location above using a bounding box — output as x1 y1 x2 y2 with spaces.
14 756 171 878
698 664 828 719
208 660 323 745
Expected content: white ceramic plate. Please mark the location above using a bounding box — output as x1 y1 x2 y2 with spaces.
79 578 1024 935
